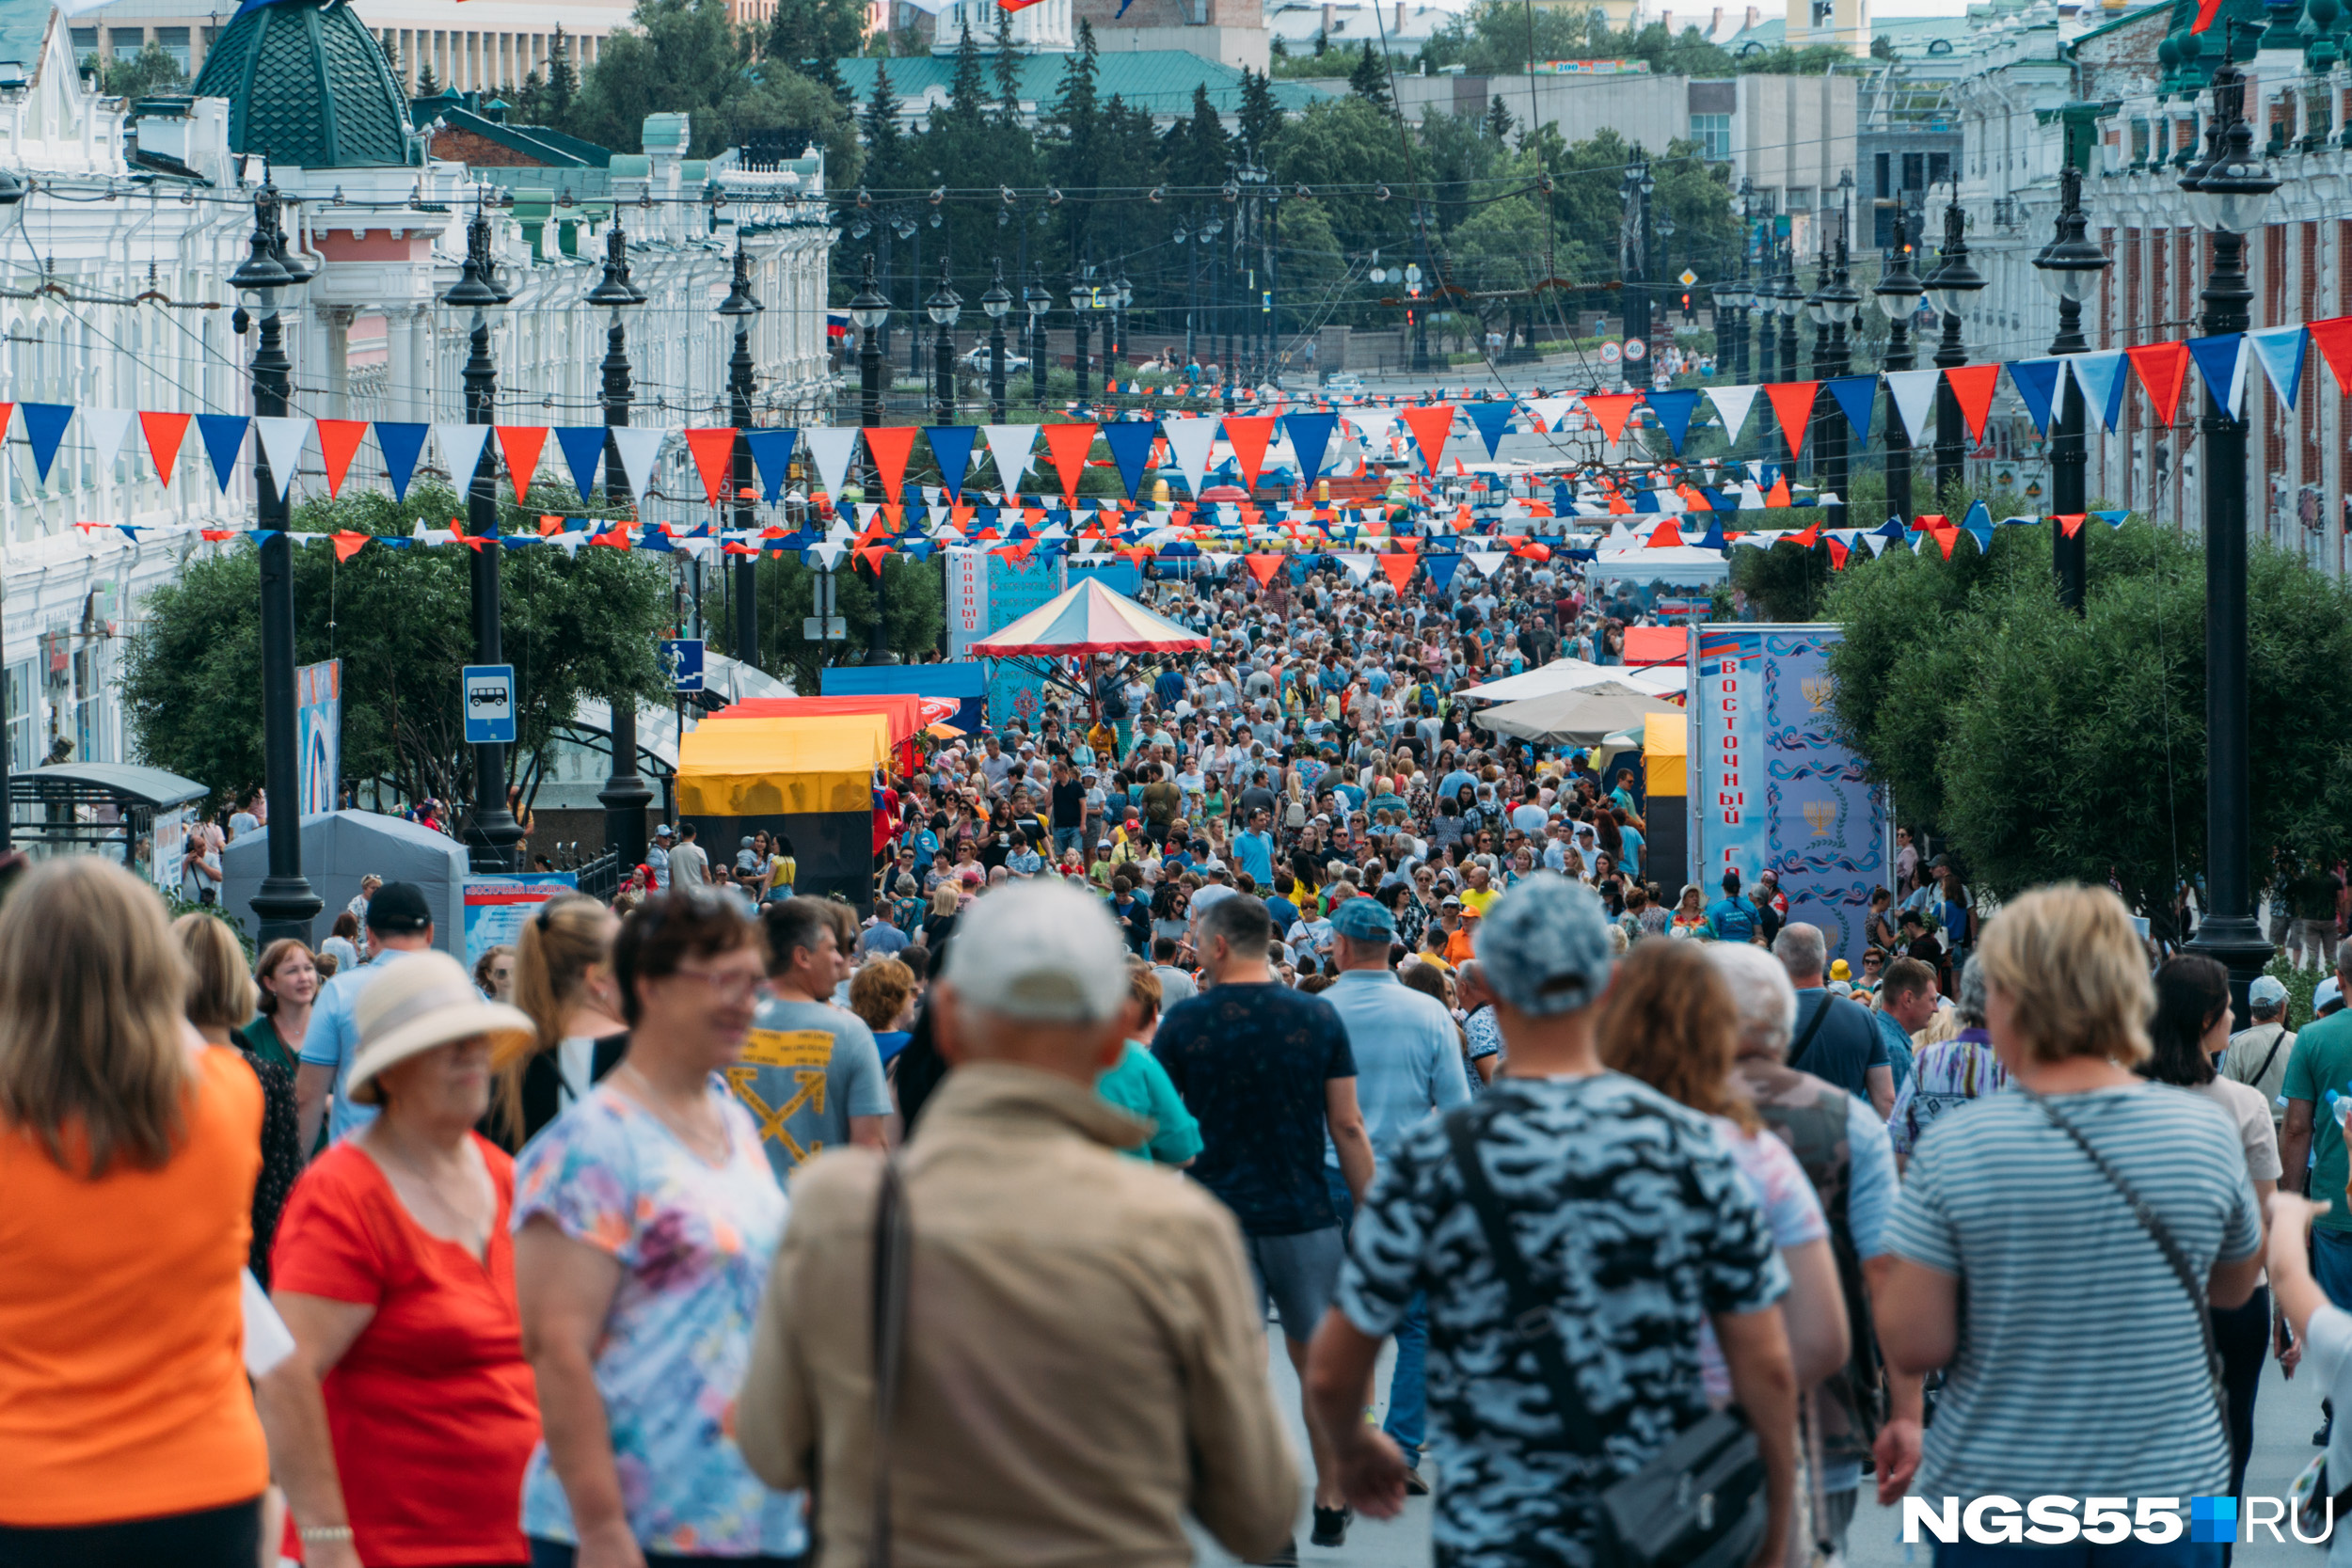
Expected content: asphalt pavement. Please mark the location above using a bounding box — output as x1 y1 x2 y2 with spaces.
1196 1323 2333 1568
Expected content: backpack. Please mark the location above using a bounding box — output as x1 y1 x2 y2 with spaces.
1285 797 1308 830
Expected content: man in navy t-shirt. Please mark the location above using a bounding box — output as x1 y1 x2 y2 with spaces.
1773 922 1895 1117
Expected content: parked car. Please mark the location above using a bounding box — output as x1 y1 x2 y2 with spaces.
1323 372 1365 395
961 344 1031 375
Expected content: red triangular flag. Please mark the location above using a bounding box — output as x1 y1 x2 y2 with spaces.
494 425 548 503
855 544 890 576
1786 524 1821 548
2309 317 2352 393
2056 513 2087 538
1399 404 1454 475
2125 341 2192 424
1378 553 1416 591
1825 536 1850 571
1245 552 1284 585
1943 364 2004 443
1646 521 1682 547
1764 381 1820 461
864 426 919 506
1765 476 1792 508
682 428 739 506
1222 415 1277 491
331 530 371 562
1041 422 1098 503
1582 393 1642 446
141 410 189 485
1931 526 1960 560
313 420 368 499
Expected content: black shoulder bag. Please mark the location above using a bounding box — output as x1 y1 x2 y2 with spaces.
866 1156 912 1568
2026 1090 2227 1433
1443 1102 1768 1568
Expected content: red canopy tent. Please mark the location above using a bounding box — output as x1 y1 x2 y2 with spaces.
707 694 957 773
969 577 1209 720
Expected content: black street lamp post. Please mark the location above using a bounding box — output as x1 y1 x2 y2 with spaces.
1919 196 1983 504
1756 238 1777 387
981 261 1013 422
1812 206 1859 530
716 242 761 671
588 219 651 869
848 256 895 666
1773 244 1800 416
1070 264 1093 407
2033 163 2108 613
1025 270 1052 410
230 176 323 943
2180 48 2280 1018
928 254 960 429
1873 207 1924 526
445 199 522 874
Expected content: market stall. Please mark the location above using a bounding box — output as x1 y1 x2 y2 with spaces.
675 712 892 914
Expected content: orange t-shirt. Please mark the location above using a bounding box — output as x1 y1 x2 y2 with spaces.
0 1045 268 1526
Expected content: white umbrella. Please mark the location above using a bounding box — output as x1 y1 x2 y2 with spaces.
1473 689 1687 747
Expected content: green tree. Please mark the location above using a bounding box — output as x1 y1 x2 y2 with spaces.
1236 66 1285 154
416 61 439 96
101 41 187 99
546 25 579 121
1161 84 1231 193
861 55 905 186
1821 524 2352 937
1484 93 1513 143
122 488 673 813
766 0 862 100
568 0 856 169
945 24 988 128
1040 21 1104 259
711 556 945 691
1346 42 1391 112
992 1 1025 122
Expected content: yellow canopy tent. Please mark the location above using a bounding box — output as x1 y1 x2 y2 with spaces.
1643 710 1688 797
675 714 890 817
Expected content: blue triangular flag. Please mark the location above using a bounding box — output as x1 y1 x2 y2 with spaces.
1876 517 1906 539
1962 499 1991 535
2249 325 2307 411
1963 520 1994 555
1423 553 1462 592
1464 401 1517 459
1694 518 1726 552
1101 420 1158 500
2093 508 2130 529
1642 389 1700 455
925 426 979 504
2006 358 2064 437
746 429 798 503
2185 334 2248 420
18 403 71 482
373 421 428 501
2063 351 2129 433
555 427 609 503
1823 377 1877 446
1283 411 1339 484
196 414 249 491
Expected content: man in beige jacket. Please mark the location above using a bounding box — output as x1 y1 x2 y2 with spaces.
736 880 1300 1568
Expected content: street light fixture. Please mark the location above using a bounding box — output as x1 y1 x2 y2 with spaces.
1069 263 1094 405
2033 162 2110 613
591 217 652 874
1025 269 1053 408
1917 197 1983 499
926 254 961 429
234 173 323 942
1874 205 1926 524
2179 38 2280 1017
981 259 1013 422
715 240 761 673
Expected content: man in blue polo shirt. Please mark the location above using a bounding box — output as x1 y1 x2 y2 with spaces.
1774 922 1895 1117
1232 806 1278 887
1319 894 1472 1503
295 880 437 1148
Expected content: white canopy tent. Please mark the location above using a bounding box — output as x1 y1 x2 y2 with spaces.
1456 657 1682 703
1583 546 1731 585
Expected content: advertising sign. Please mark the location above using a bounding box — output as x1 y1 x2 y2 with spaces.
1691 625 1889 966
462 871 578 968
296 658 341 816
981 552 1060 731
945 547 989 658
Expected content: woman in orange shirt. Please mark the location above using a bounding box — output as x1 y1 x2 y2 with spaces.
0 858 270 1565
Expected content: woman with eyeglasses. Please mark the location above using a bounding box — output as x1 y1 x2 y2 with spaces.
512 891 803 1567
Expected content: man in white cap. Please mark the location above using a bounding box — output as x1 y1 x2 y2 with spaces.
739 882 1296 1568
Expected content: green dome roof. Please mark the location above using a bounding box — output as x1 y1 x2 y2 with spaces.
192 0 416 168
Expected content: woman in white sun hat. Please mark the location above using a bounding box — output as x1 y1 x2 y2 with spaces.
257 951 541 1568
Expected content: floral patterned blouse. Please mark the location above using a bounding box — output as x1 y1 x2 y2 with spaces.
512 1079 803 1558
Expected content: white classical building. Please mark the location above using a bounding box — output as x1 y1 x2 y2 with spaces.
0 0 832 778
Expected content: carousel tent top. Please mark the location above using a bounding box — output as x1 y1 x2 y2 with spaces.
969 576 1211 658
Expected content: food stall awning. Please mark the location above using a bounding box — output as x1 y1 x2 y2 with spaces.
675 714 891 817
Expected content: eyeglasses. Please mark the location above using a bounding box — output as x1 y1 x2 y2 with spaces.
664 965 769 1005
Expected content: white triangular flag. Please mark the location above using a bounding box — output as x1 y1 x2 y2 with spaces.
982 424 1041 493
1161 416 1219 499
1525 396 1578 433
254 417 312 501
611 427 673 508
86 408 135 471
789 428 852 502
1467 551 1507 578
808 541 850 571
1336 553 1375 584
433 423 492 488
1703 386 1759 442
1881 370 1942 446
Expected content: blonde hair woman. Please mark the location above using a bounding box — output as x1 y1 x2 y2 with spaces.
1872 884 2264 1521
491 894 628 1150
0 861 269 1563
178 914 302 1289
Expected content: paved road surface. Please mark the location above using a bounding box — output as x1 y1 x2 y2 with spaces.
1198 1322 2332 1567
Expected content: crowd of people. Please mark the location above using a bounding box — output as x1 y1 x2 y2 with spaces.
6 552 2352 1568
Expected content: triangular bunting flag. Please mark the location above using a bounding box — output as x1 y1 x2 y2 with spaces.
1398 405 1454 473
682 428 741 505
612 427 674 508
1378 552 1416 592
1763 381 1820 460
555 427 610 503
1644 389 1701 454
1944 364 2003 443
254 416 311 501
2125 341 2192 424
1244 552 1284 585
315 419 369 499
1882 369 1941 446
925 426 978 504
2184 335 2247 420
140 410 191 486
196 414 248 491
2062 351 2130 433
1582 393 1641 446
1284 411 1340 484
1102 420 1159 499
1704 385 1759 441
1424 553 1462 592
1464 401 1515 458
2309 318 2352 395
373 421 427 501
1823 377 1877 446
435 423 493 490
746 429 798 502
1041 421 1098 502
495 425 549 503
84 408 134 473
20 404 72 482
1223 415 1276 490
981 424 1041 492
2249 325 2307 410
2006 358 2064 437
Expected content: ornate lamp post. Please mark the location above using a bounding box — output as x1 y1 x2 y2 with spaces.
715 241 761 671
1873 206 1926 526
1755 238 1778 386
443 198 522 873
230 175 322 942
588 218 651 870
927 254 961 428
981 261 1013 422
1772 244 1801 408
2033 163 2109 613
1069 264 1093 406
2179 45 2280 1017
1918 197 1984 503
1025 270 1052 409
1813 217 1860 529
847 256 894 666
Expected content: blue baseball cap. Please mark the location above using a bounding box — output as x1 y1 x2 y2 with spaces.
1475 872 1614 1017
1329 896 1397 942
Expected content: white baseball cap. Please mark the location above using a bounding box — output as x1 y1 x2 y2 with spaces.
943 881 1132 1023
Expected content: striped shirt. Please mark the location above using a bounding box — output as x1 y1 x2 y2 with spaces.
1886 1082 2260 1501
